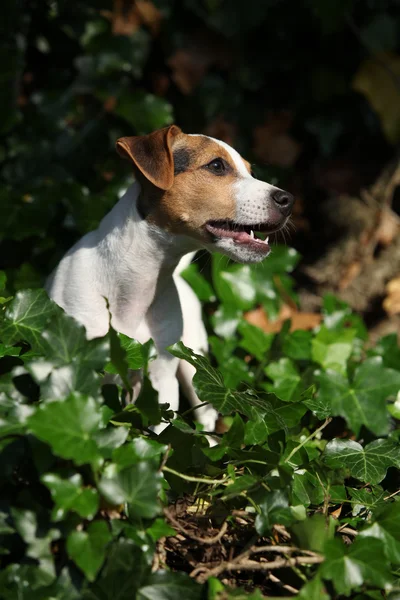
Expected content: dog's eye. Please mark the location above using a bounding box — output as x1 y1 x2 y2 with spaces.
207 158 226 174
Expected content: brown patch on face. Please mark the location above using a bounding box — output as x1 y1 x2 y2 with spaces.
145 134 244 240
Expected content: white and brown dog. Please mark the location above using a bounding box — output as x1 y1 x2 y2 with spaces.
47 125 293 436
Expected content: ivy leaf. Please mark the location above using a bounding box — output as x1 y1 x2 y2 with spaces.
238 321 273 361
321 537 391 595
42 473 99 521
28 394 103 465
41 311 108 369
67 521 112 582
169 342 275 418
181 262 216 303
291 513 335 552
99 462 162 519
323 438 400 484
11 508 58 587
105 334 151 374
1 289 57 351
282 329 313 361
112 437 168 468
255 490 295 535
138 571 203 600
316 357 400 436
265 358 302 402
311 325 356 374
359 501 400 563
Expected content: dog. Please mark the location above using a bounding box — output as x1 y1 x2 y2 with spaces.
47 125 293 436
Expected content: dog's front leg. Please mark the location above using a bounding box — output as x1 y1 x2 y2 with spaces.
146 279 182 434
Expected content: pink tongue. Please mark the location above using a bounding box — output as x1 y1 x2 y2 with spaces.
234 231 251 243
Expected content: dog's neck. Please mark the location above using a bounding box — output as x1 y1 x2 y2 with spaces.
96 182 197 336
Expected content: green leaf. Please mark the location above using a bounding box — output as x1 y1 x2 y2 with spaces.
99 462 162 519
108 325 132 393
42 473 99 520
316 357 400 436
83 538 148 600
138 571 203 600
291 513 335 552
282 329 313 361
94 426 130 459
114 91 173 133
298 576 330 600
181 262 216 303
1 289 57 351
238 321 274 361
323 438 400 484
106 334 150 374
169 342 274 418
311 325 356 374
359 501 400 563
265 358 301 402
321 537 391 595
146 518 176 541
112 437 168 468
255 490 295 535
11 508 58 586
28 394 103 465
67 521 112 582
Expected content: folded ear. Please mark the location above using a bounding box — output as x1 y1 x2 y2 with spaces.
116 125 181 191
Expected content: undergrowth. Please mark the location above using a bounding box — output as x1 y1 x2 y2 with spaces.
0 248 400 599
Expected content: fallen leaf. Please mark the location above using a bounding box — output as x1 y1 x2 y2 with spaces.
383 276 400 316
376 208 400 246
111 0 162 36
205 118 236 147
167 31 232 95
353 53 400 144
339 261 362 291
245 304 321 333
253 112 302 168
330 506 342 520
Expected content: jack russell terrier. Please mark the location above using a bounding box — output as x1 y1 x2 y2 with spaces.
47 125 294 436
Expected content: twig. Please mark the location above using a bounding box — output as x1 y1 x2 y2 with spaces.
181 402 210 417
158 444 171 473
284 418 332 464
163 508 228 545
162 465 229 486
338 526 358 537
269 573 299 595
191 554 324 582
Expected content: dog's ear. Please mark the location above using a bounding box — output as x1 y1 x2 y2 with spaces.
116 125 181 191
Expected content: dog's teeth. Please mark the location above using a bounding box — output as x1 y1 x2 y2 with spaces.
265 236 269 244
250 230 254 238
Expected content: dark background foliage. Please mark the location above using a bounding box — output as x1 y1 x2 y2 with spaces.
2 0 400 295
1 1 400 598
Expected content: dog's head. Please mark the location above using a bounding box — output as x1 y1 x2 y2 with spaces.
116 125 294 263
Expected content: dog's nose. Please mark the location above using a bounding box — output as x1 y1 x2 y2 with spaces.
272 190 294 216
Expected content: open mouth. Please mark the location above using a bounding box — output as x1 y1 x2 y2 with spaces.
205 220 275 252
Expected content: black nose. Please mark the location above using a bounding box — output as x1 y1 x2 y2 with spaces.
272 190 294 216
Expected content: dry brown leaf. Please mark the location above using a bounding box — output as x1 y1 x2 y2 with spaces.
205 118 236 147
135 0 162 35
330 506 342 520
353 53 400 144
167 31 232 95
111 0 162 36
338 261 362 291
376 208 400 246
245 304 321 333
253 112 302 168
383 276 400 316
